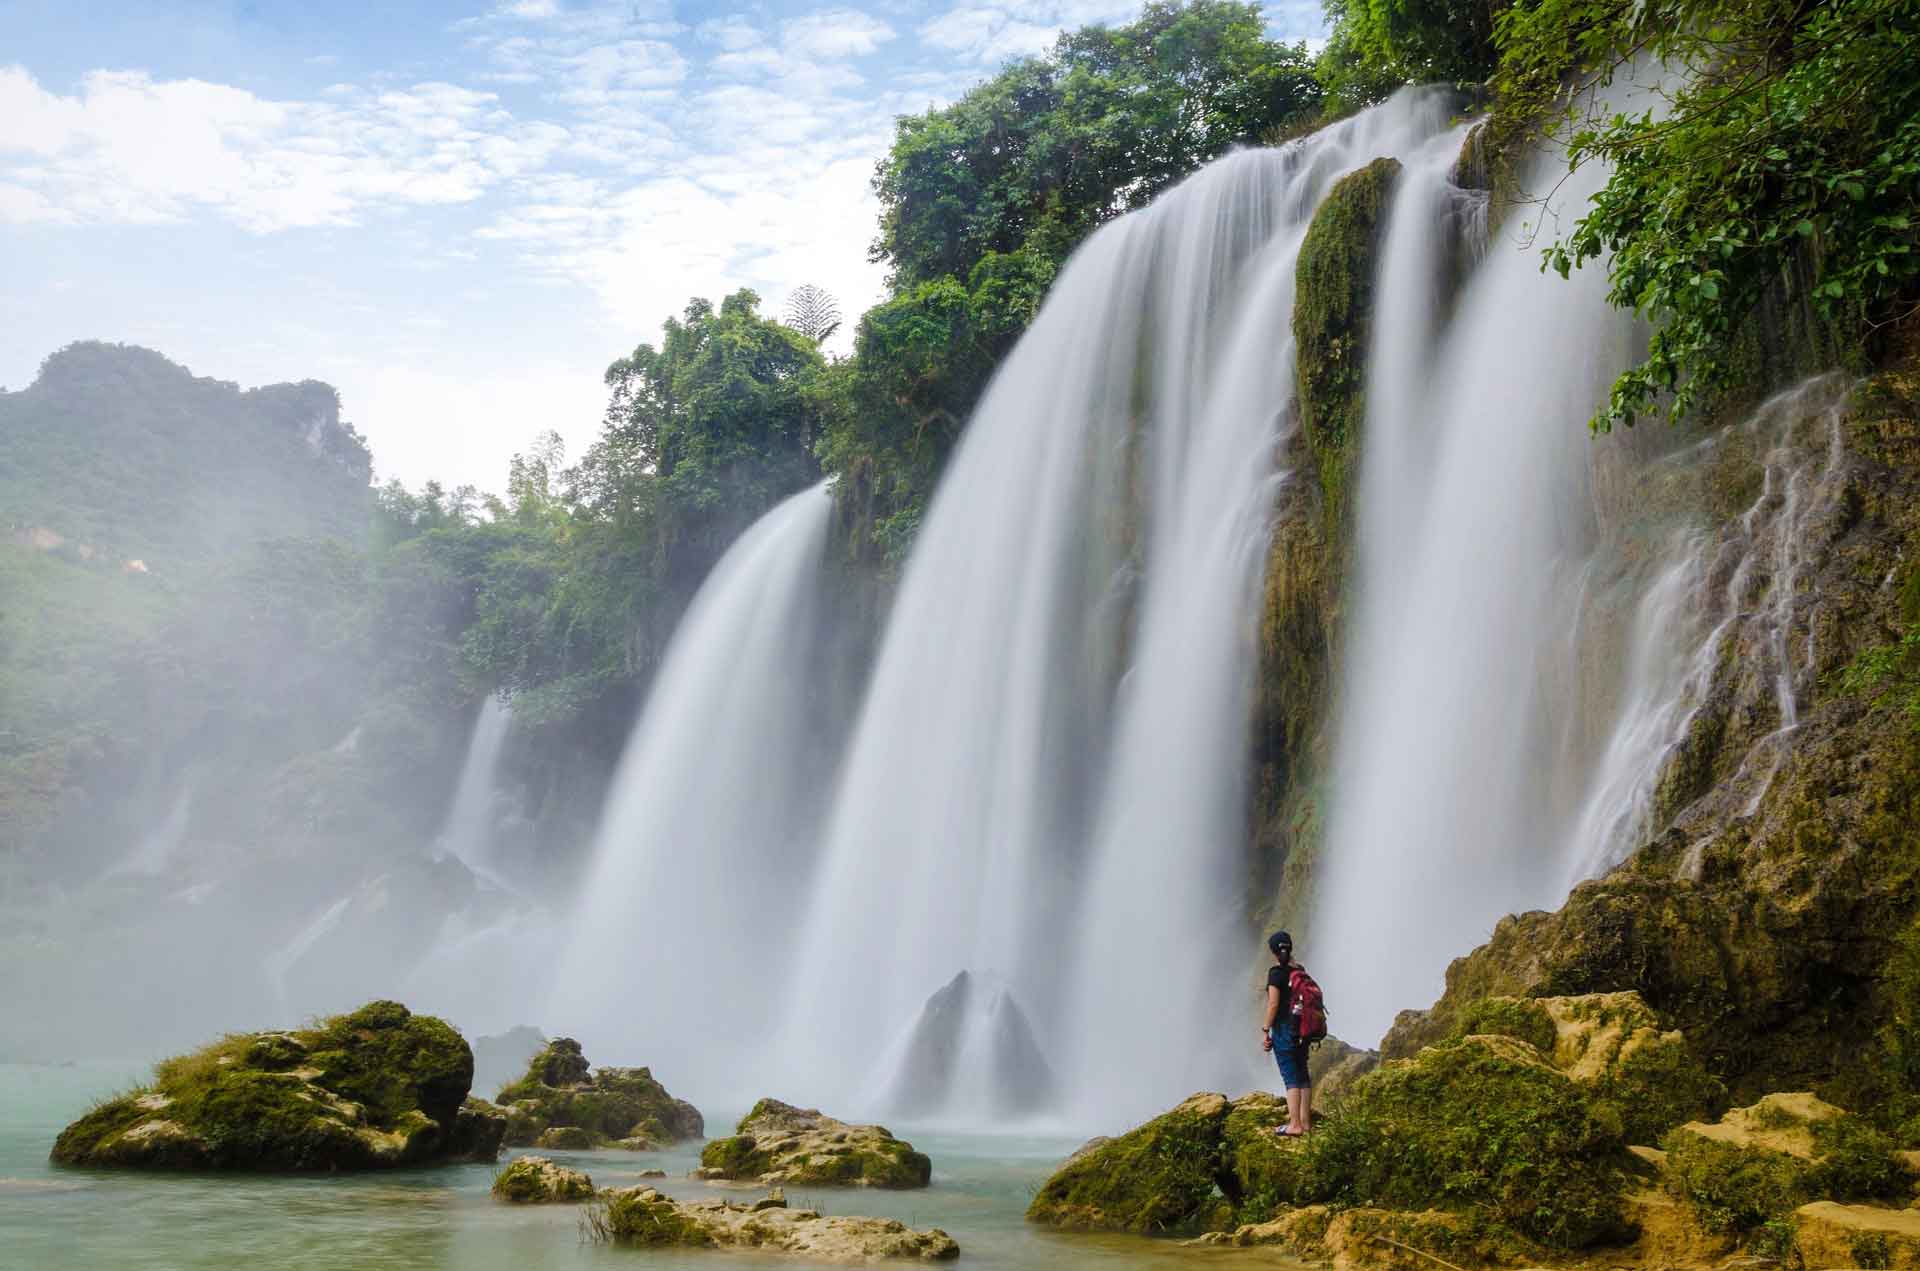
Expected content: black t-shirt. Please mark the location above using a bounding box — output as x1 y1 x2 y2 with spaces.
1267 963 1292 1014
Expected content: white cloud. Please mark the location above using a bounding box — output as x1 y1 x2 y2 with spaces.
0 65 570 232
918 0 1144 63
781 10 897 59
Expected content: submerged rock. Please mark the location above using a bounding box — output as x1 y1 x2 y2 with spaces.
884 970 1057 1119
496 1037 702 1150
694 1099 931 1189
49 1000 497 1171
594 1185 958 1261
492 1154 593 1203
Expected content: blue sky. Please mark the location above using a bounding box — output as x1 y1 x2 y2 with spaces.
0 0 1326 491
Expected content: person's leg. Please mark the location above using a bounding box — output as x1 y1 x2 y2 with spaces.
1285 1086 1306 1134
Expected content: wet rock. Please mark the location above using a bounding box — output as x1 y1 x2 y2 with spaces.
1795 1201 1920 1269
497 1037 702 1150
595 1186 958 1261
446 1097 509 1162
884 970 1057 1119
49 1000 488 1171
694 1099 931 1189
492 1154 593 1203
1026 1091 1233 1232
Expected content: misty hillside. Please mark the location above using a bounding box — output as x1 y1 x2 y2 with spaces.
0 342 372 574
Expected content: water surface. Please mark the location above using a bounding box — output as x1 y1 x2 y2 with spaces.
2 1065 1296 1269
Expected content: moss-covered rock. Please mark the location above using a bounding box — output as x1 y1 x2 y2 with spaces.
1292 155 1400 535
1663 1094 1912 1237
693 1099 931 1189
593 1186 958 1261
1026 1092 1232 1232
1795 1201 1920 1270
492 1154 593 1203
1378 362 1920 1115
49 1000 491 1171
1450 992 1726 1144
1285 1034 1634 1250
495 1037 702 1150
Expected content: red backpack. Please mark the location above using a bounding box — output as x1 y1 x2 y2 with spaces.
1289 966 1329 1044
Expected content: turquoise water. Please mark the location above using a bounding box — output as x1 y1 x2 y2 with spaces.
1 1065 1296 1269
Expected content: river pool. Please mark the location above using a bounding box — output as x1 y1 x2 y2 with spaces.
0 1065 1296 1269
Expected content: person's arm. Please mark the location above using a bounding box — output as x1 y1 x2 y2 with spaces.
1261 984 1280 1049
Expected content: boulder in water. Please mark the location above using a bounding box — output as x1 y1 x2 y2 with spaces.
49 1000 496 1170
694 1099 931 1189
496 1037 702 1150
885 970 1057 1119
492 1154 593 1203
593 1186 958 1261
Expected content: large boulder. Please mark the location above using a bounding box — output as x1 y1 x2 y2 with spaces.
496 1037 702 1150
695 1099 931 1189
49 1000 494 1170
593 1186 958 1261
1451 992 1726 1143
1661 1092 1912 1237
1026 1092 1242 1233
492 1154 593 1203
1030 1033 1636 1249
1795 1202 1920 1270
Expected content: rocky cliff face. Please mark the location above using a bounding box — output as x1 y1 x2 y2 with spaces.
1246 110 1920 1111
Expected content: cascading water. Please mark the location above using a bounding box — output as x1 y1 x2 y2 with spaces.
546 481 834 1100
1315 92 1652 1043
433 695 513 882
783 89 1461 1123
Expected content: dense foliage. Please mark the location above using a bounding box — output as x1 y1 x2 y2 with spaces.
836 0 1323 551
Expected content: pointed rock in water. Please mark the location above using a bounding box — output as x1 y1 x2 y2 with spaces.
595 1186 958 1261
495 1037 702 1150
694 1099 931 1189
885 970 1057 1118
49 1000 500 1171
492 1154 593 1203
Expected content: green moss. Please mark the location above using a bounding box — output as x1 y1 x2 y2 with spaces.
51 1000 478 1171
1220 1094 1294 1223
1662 1133 1807 1234
1852 1231 1895 1269
602 1189 718 1247
1292 155 1401 535
1591 1033 1728 1145
1290 1036 1631 1250
1454 997 1557 1054
496 1043 702 1148
1024 1094 1231 1233
699 1134 774 1178
1805 1116 1909 1200
492 1155 593 1203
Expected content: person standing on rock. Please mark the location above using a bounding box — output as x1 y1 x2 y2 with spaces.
1261 930 1312 1136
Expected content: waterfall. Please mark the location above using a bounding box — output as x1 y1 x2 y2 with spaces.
1315 97 1646 1043
782 89 1460 1122
434 695 513 879
108 784 193 878
546 481 834 1099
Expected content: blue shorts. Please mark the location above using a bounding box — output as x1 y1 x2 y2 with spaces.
1271 1025 1311 1090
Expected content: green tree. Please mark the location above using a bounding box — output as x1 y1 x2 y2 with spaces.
1498 0 1920 428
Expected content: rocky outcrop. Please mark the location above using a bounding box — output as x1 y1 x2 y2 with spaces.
694 1099 931 1189
592 1186 958 1261
1030 1019 1639 1247
1452 992 1726 1143
883 970 1057 1118
496 1037 702 1150
49 1000 500 1170
492 1154 593 1202
1795 1202 1920 1270
1381 364 1920 1110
